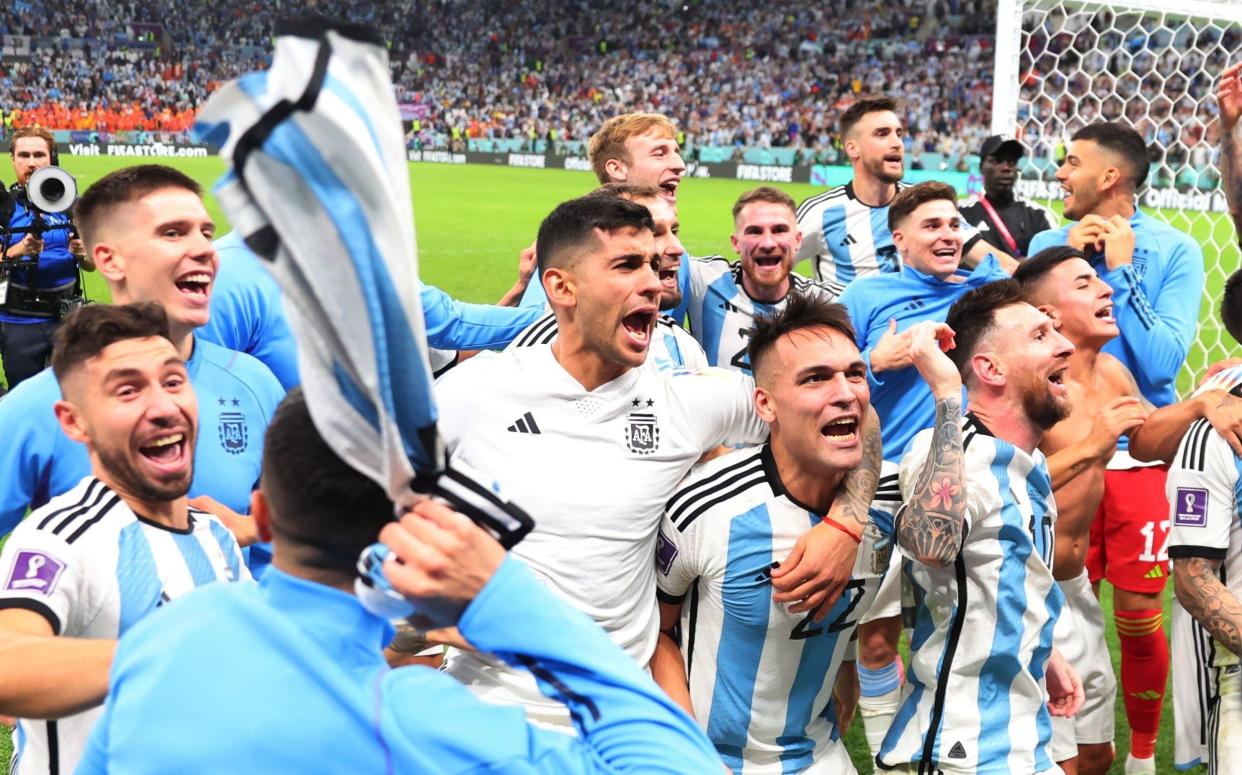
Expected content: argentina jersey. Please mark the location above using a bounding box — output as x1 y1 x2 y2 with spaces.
882 414 1062 775
796 182 909 286
1168 417 1242 669
656 446 898 774
683 257 844 375
507 309 709 372
796 182 982 288
0 476 249 775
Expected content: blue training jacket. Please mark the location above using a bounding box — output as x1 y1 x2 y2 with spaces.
78 557 723 774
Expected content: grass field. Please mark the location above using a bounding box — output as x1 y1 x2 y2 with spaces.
2 155 1237 772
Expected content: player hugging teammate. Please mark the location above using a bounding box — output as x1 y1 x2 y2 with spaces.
7 47 1242 775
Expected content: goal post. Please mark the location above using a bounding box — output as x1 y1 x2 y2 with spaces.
991 0 1242 395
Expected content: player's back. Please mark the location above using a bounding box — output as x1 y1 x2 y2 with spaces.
659 446 897 773
0 477 246 774
882 416 1063 775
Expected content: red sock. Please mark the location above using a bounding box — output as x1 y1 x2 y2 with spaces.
1114 608 1168 760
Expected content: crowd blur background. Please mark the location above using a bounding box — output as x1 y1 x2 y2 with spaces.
0 0 1236 184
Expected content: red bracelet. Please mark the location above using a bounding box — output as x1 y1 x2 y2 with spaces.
822 515 862 544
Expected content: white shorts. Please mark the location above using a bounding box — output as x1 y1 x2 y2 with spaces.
1173 597 1217 770
1211 664 1242 774
1048 570 1117 762
859 547 903 624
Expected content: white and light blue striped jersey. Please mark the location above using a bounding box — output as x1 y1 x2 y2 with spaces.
1168 417 1242 669
796 182 982 287
507 310 709 373
0 476 249 775
881 415 1062 775
683 257 844 375
656 447 901 773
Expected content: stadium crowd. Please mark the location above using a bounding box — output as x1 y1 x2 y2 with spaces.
0 0 999 157
3 6 1242 775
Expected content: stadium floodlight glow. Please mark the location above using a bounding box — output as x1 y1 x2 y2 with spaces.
26 166 76 214
992 0 1242 395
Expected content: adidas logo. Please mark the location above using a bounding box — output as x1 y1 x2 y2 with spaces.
506 412 541 434
1130 689 1163 701
947 741 967 759
839 234 858 247
1144 566 1165 579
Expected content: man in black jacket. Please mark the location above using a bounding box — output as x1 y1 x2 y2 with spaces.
961 135 1058 258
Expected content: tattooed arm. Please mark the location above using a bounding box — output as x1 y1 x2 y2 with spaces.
771 405 882 618
896 322 968 569
1174 556 1242 657
829 404 883 535
897 396 967 568
1219 63 1242 236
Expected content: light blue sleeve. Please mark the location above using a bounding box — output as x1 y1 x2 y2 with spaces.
840 282 885 388
419 282 546 350
518 273 549 308
384 557 721 773
1026 227 1065 255
75 699 111 774
0 374 81 535
1103 236 1205 399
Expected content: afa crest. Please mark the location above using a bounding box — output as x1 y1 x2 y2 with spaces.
218 411 249 455
625 412 660 455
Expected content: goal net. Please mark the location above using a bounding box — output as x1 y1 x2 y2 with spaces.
992 0 1242 395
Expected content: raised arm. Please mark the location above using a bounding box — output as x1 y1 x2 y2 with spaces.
897 324 967 568
380 501 721 773
1218 63 1242 237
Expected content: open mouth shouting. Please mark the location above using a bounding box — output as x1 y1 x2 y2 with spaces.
659 177 680 206
752 252 785 273
821 415 860 445
620 305 657 351
137 429 192 480
1093 302 1115 326
175 270 213 305
1047 365 1069 399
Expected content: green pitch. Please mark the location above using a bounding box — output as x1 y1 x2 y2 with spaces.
2 156 1235 772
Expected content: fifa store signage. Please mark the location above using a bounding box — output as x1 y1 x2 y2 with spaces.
58 143 210 158
1016 178 1228 215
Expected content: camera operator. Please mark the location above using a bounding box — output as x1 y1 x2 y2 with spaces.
1 127 89 390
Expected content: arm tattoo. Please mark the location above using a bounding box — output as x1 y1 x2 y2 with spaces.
1224 126 1242 233
897 397 967 567
829 405 882 532
1174 556 1242 657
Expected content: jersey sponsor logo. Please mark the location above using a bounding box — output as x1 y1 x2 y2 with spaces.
1174 487 1208 527
4 550 66 595
655 530 679 575
218 405 249 455
839 234 857 247
947 741 968 759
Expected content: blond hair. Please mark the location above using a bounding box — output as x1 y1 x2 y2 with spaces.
587 113 678 184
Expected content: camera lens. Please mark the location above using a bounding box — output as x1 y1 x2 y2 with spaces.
41 179 66 202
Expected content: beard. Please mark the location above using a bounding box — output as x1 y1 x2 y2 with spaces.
94 436 194 503
1021 381 1071 431
863 154 903 185
660 287 683 311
